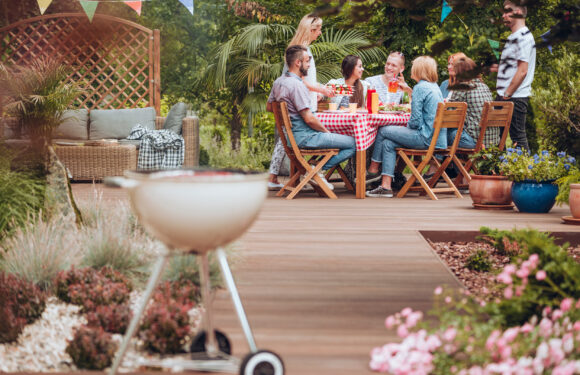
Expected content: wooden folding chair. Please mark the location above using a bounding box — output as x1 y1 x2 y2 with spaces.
396 102 467 200
452 101 514 188
271 101 353 199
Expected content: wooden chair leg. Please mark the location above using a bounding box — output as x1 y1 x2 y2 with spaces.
396 152 437 200
278 172 301 197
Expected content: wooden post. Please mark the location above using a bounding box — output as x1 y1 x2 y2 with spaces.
153 29 161 115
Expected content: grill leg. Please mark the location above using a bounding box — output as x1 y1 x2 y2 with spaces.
216 247 258 353
199 252 219 357
109 254 168 375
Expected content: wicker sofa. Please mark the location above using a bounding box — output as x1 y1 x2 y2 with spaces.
1 112 200 180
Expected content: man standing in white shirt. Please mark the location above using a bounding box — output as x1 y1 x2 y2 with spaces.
493 0 536 150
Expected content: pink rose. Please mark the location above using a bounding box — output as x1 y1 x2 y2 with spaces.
560 298 573 312
521 323 534 333
504 286 513 299
397 324 409 338
385 315 396 329
536 270 547 280
434 286 443 295
443 327 457 342
401 307 412 317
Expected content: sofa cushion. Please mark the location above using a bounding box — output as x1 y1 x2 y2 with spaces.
118 139 141 150
89 107 156 140
164 102 187 134
54 109 89 140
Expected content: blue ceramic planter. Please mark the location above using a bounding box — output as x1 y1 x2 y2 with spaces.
511 180 558 213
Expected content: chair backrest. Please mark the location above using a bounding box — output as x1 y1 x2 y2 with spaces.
474 101 514 151
426 102 467 158
272 101 306 164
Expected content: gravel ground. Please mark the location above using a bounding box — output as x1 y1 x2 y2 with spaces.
430 240 580 300
0 292 203 372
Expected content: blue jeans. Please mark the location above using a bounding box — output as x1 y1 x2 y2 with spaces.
291 118 356 170
371 126 429 177
448 129 476 149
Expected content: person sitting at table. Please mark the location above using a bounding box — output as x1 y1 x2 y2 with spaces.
440 52 467 100
327 55 369 109
447 56 496 149
266 45 356 190
366 56 445 198
364 51 411 105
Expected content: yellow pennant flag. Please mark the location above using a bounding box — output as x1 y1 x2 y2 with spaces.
125 1 142 16
37 0 53 14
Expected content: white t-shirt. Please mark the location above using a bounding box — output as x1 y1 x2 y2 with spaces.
282 46 318 112
364 75 403 104
497 26 536 98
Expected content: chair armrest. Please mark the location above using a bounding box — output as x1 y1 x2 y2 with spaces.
155 115 200 167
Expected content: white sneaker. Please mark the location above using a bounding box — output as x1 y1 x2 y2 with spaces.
267 181 284 190
317 172 334 191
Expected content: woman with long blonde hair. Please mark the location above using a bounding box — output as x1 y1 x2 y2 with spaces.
268 13 334 189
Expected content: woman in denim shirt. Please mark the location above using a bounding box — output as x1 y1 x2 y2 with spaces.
366 56 445 198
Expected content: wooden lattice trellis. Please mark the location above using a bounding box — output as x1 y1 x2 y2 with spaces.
0 13 161 114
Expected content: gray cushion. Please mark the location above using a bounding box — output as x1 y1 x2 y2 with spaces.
54 109 89 140
164 102 187 134
89 107 156 140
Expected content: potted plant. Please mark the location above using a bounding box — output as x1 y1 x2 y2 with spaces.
556 167 580 223
0 58 82 223
468 146 513 209
499 149 575 213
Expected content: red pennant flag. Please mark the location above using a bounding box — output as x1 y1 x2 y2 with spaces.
125 1 142 16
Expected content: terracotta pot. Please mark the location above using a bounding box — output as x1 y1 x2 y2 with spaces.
469 175 512 206
570 183 580 219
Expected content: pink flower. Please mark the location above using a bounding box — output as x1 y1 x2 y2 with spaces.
552 309 563 321
401 307 412 317
528 253 539 265
515 285 525 296
445 296 452 304
573 321 580 331
499 345 512 360
385 315 396 329
485 330 501 351
397 324 409 338
539 318 553 337
405 311 422 328
504 264 516 274
521 323 534 333
434 286 443 295
504 286 513 299
516 267 530 279
497 272 513 284
443 327 457 342
560 298 573 312
503 327 519 342
536 270 547 280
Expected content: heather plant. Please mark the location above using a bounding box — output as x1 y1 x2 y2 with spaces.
1 216 81 290
86 303 132 334
0 272 46 343
66 326 117 370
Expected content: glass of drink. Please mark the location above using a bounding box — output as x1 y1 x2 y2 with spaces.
388 78 398 93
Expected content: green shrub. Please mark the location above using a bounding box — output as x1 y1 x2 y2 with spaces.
66 326 117 370
1 216 80 290
480 227 580 326
0 145 45 239
532 48 580 159
465 250 492 272
164 252 228 291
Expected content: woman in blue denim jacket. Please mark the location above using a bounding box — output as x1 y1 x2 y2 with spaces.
366 56 445 198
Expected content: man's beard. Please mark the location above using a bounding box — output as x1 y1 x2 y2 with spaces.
299 62 308 77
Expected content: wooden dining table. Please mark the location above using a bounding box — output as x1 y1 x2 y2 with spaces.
317 110 411 198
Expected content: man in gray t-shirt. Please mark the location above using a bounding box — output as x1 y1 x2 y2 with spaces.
266 45 355 184
493 1 536 150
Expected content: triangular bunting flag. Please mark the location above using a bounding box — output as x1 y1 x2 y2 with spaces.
540 29 553 54
125 1 142 16
487 39 501 60
178 0 194 15
37 0 53 15
80 1 98 22
441 0 452 23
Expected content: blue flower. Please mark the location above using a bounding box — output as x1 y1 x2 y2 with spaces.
565 164 571 170
528 165 533 170
507 148 514 152
542 150 549 156
569 157 576 163
502 160 508 164
533 154 540 160
499 155 506 161
557 151 566 158
516 149 523 156
513 157 518 162
534 159 540 164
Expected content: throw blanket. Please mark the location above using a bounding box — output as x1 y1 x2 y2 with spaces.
127 124 184 170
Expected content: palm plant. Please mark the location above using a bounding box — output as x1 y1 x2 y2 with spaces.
204 24 387 149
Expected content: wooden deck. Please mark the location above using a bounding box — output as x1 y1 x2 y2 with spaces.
71 183 580 375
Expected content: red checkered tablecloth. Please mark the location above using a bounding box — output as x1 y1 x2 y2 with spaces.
317 111 410 151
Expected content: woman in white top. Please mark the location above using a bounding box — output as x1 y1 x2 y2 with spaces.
327 55 369 109
268 13 334 189
364 51 410 104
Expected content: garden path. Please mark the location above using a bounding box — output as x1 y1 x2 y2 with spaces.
71 183 580 375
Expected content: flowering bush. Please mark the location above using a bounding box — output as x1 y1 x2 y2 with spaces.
469 146 506 176
370 227 580 374
499 148 576 182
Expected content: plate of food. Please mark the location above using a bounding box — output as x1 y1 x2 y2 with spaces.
378 110 405 114
379 103 411 113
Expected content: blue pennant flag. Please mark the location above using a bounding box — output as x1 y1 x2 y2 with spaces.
540 29 553 54
178 0 194 15
441 0 452 23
